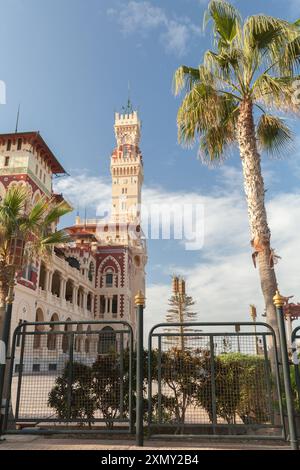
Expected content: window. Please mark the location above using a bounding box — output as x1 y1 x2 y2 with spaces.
6 139 11 151
88 262 94 282
100 295 105 316
39 169 42 179
35 164 38 175
14 364 20 374
43 174 46 184
22 264 34 282
112 295 118 317
17 138 22 150
105 273 113 287
4 156 9 167
49 363 57 371
98 327 116 354
32 364 40 372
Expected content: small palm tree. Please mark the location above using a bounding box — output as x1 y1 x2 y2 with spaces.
173 0 300 340
0 186 72 316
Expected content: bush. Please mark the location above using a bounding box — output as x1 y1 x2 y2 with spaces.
48 350 273 429
48 361 96 427
196 353 270 425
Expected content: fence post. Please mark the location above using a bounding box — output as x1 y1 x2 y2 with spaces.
0 285 14 436
135 290 145 447
274 291 299 450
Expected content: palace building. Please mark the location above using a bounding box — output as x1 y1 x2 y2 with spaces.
0 107 147 353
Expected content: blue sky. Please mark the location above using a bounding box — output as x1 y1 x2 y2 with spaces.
1 0 300 331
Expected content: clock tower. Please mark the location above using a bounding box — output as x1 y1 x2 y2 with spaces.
111 109 143 223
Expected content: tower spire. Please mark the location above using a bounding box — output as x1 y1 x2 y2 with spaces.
121 82 133 114
15 104 20 133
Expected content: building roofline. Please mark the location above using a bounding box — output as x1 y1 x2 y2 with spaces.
0 131 66 174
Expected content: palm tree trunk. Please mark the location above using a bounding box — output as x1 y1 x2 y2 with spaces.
236 99 279 347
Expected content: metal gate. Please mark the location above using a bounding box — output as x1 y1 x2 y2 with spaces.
292 326 300 413
148 322 285 439
4 320 133 434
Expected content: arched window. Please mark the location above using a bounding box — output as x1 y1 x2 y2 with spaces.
98 257 121 289
87 293 92 312
33 308 44 349
39 262 47 290
105 270 113 287
88 262 95 283
51 271 61 297
98 327 116 354
62 319 72 353
77 286 84 308
65 280 74 303
85 326 92 353
75 324 83 353
47 313 59 350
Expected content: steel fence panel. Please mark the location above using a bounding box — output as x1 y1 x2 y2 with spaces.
148 322 285 439
4 320 133 434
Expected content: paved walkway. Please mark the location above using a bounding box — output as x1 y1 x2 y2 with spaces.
0 435 291 450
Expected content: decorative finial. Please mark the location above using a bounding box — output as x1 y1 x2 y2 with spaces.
121 82 133 114
135 290 145 307
273 290 285 307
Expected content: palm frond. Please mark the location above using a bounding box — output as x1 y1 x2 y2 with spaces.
40 229 71 246
278 35 300 75
199 122 235 164
42 200 72 226
206 0 242 48
256 114 294 157
204 49 243 86
18 197 49 232
177 82 231 145
0 186 27 221
244 15 291 52
173 66 200 96
253 74 300 113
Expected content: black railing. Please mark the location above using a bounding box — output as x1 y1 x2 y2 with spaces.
148 322 285 440
4 320 133 434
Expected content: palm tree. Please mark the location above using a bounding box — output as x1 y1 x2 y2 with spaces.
173 0 300 341
0 186 72 326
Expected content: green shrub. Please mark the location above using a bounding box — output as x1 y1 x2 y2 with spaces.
196 353 271 424
48 361 96 427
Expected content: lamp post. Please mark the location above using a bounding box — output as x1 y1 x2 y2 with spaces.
0 231 25 436
135 290 145 447
250 304 259 355
273 291 298 450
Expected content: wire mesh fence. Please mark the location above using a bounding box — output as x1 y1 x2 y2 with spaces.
4 321 133 433
148 323 285 439
292 326 300 414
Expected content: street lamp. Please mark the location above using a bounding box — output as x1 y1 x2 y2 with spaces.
250 304 259 355
0 230 25 435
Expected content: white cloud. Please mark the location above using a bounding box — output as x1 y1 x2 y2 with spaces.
107 1 202 56
55 171 111 218
108 1 166 34
55 167 300 334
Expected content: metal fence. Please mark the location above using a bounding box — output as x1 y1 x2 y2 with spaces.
292 326 300 413
148 322 285 439
4 320 133 434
